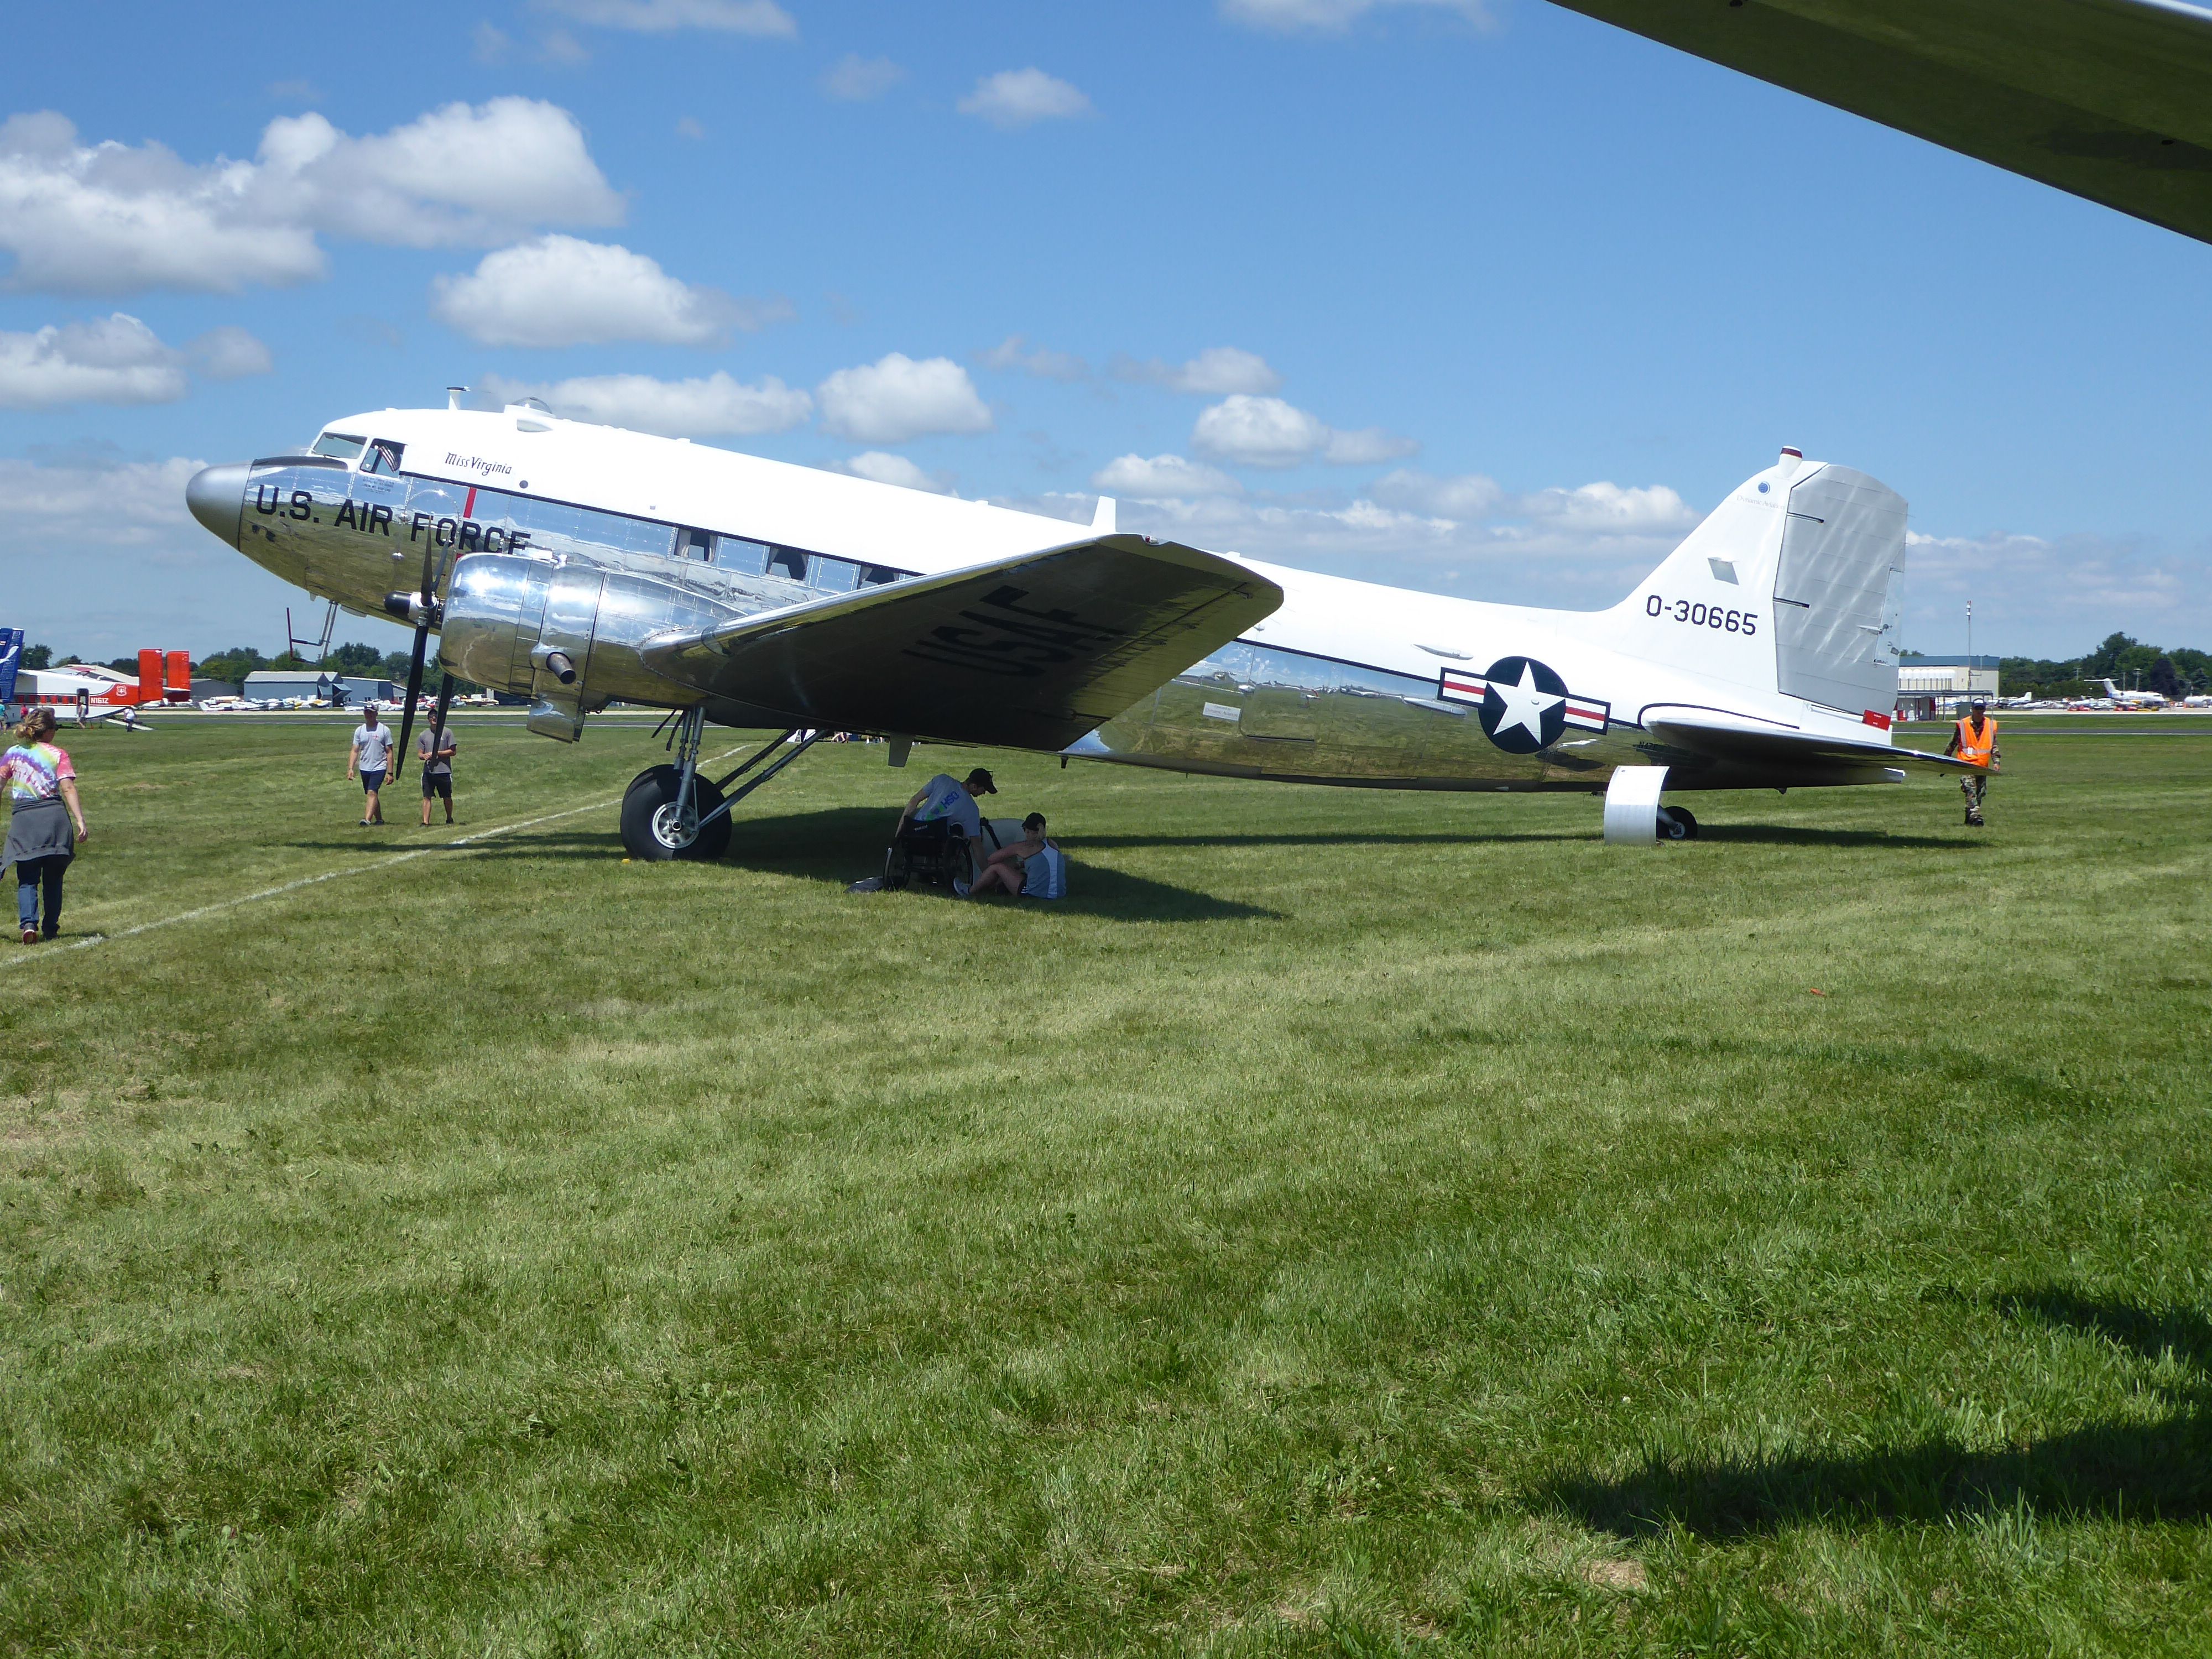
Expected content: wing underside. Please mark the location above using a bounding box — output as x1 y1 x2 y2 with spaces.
1549 0 2212 244
639 534 1284 751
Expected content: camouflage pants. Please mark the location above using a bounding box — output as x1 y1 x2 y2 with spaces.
1959 774 1988 810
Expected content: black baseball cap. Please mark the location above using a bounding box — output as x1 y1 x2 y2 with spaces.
1970 697 1987 711
965 768 997 794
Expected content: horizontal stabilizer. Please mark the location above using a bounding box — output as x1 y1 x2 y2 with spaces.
1644 705 1984 780
640 535 1282 750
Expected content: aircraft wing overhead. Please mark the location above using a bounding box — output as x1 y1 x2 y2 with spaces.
1644 706 1984 778
1547 0 2212 243
639 535 1283 750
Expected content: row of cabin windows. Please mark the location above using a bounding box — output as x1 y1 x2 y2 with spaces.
313 431 910 590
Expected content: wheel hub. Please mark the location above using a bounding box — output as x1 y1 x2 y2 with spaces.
650 801 697 850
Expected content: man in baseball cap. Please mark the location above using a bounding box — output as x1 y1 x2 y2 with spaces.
899 766 997 892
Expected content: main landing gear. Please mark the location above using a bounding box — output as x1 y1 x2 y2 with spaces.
619 711 826 862
1603 764 1698 844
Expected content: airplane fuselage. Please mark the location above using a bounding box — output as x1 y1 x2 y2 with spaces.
187 405 1924 795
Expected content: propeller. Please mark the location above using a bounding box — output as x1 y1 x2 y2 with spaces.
391 535 439 782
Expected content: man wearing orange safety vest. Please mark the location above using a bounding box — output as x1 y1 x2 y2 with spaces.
1943 697 2001 826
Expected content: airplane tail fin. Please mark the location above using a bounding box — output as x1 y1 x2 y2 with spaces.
1606 452 1907 721
166 650 191 701
137 649 161 708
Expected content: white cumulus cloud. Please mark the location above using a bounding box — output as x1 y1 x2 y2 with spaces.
0 453 203 545
836 452 954 494
533 0 796 35
1112 346 1280 395
822 55 906 101
1515 480 1695 535
957 69 1094 129
478 370 812 437
184 324 274 380
1091 453 1244 500
0 314 274 408
816 353 993 443
1221 0 1491 31
1367 468 1503 520
977 333 1087 380
1191 393 1418 468
0 315 186 408
430 236 784 348
0 101 623 296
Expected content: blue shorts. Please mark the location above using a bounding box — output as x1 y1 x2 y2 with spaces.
361 768 387 792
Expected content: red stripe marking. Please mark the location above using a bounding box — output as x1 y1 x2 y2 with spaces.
463 486 477 518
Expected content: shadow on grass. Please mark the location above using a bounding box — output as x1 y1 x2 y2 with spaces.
1538 1290 2212 1536
1693 825 1969 851
728 808 1283 922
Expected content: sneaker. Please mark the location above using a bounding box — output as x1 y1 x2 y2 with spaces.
952 879 970 898
19 925 36 945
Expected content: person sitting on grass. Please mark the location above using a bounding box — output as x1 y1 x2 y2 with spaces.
967 812 1062 899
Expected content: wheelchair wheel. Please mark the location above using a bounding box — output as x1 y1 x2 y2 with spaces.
883 841 912 891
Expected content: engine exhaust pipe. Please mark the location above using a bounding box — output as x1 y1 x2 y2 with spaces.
530 643 578 685
384 592 441 627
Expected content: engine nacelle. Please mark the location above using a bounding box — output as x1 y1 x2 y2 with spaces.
441 553 735 739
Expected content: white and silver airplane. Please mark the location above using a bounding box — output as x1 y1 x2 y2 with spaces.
2096 677 2169 709
183 410 1979 860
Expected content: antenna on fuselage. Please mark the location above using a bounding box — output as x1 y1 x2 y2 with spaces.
446 385 467 410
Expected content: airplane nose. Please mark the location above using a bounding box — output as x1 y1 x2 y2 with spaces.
186 462 250 547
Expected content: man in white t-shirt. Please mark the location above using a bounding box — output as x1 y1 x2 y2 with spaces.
898 766 995 891
348 704 394 826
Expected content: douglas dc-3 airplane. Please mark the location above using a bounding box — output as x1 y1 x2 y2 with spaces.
184 413 1976 860
180 1 2212 863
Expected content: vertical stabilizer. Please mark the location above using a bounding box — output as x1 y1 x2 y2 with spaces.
0 630 21 706
1601 453 1907 718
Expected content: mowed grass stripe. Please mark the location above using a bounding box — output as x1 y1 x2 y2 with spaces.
2 721 2209 1655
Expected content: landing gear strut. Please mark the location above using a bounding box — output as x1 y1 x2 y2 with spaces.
618 714 828 862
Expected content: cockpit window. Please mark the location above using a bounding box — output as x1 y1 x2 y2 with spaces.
361 439 404 476
311 431 367 461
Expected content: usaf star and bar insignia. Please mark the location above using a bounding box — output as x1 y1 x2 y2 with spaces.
1438 656 1611 754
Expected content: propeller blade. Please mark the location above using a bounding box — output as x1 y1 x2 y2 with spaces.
393 623 429 781
392 533 441 781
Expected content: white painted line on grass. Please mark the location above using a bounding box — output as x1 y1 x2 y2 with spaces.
7 746 752 969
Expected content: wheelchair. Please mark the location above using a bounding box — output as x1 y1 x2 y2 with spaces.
881 817 978 892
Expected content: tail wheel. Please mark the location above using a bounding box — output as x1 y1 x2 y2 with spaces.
620 764 732 862
1658 805 1699 841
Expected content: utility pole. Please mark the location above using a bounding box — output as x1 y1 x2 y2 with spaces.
1966 601 1974 708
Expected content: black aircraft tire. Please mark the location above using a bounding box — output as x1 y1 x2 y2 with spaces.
1671 806 1699 840
620 765 731 862
1657 805 1692 842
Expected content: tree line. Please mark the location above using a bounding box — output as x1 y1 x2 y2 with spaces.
1980 633 2208 700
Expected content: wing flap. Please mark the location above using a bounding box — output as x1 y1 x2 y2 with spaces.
640 534 1282 750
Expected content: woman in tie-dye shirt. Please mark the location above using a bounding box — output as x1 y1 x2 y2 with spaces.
1 707 88 943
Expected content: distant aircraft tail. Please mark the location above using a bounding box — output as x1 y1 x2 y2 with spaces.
0 629 21 706
1604 452 1907 723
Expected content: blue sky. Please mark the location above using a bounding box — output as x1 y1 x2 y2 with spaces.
3 0 2206 660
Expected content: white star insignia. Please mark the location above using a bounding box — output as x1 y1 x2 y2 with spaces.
1488 662 1564 744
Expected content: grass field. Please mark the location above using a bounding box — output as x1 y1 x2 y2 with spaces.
3 714 2209 1656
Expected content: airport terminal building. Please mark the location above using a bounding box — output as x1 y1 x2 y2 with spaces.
1895 655 2001 721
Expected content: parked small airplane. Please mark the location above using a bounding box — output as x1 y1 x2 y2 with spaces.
2096 678 2168 709
183 409 1981 860
0 637 191 727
